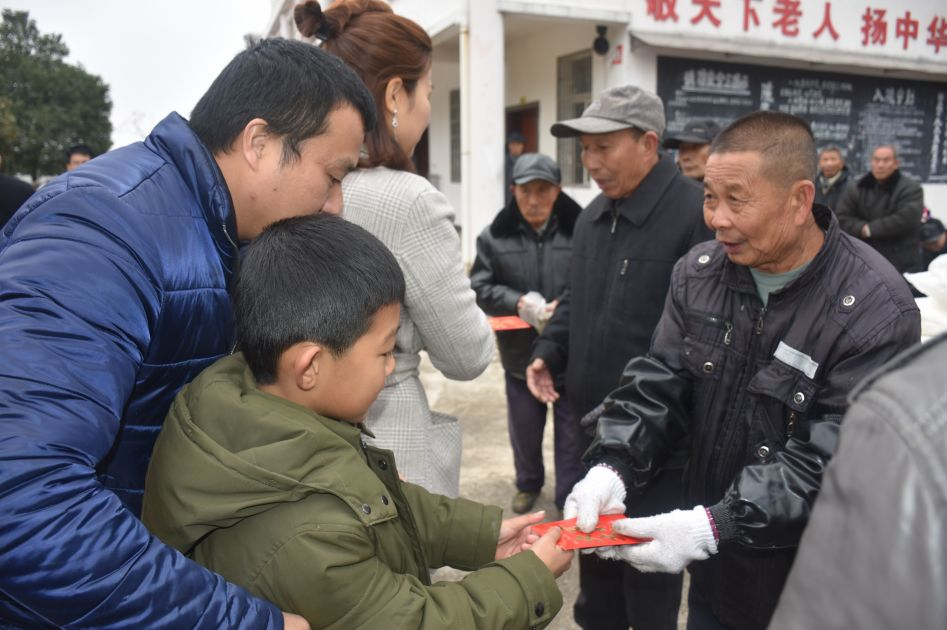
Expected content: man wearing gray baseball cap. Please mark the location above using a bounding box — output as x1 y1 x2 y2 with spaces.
528 85 712 630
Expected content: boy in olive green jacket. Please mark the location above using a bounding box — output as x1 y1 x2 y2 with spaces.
142 214 572 629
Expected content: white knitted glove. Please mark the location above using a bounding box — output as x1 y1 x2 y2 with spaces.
563 465 627 532
600 506 718 573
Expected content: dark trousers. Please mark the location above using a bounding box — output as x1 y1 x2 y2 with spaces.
504 372 585 509
685 581 732 630
574 467 686 630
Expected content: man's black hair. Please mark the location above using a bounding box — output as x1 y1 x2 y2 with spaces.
234 213 405 384
66 144 93 160
710 111 817 187
189 38 377 164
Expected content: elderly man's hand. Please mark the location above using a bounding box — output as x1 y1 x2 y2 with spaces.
563 465 627 532
526 358 559 403
598 506 718 573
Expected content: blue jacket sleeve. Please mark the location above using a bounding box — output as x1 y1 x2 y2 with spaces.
0 191 281 628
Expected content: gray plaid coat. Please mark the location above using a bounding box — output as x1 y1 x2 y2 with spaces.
343 167 493 497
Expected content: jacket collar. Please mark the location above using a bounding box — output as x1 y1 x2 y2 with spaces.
489 190 582 238
857 168 901 192
721 204 838 296
587 154 685 226
144 112 240 276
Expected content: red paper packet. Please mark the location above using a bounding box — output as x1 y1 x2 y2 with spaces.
532 514 650 550
489 316 532 331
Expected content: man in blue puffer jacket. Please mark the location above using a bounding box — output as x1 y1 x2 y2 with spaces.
0 39 375 628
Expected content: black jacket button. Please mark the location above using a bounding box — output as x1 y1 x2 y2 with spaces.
381 495 389 505
361 504 372 514
534 601 545 616
378 459 388 470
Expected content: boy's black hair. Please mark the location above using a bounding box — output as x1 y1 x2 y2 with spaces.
66 144 93 160
189 38 376 164
234 213 405 384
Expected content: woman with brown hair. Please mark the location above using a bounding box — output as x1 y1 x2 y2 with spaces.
295 0 493 498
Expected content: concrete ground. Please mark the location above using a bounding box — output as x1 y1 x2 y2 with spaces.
421 349 688 629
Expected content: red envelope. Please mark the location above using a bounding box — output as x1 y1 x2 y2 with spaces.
532 514 650 550
489 316 532 331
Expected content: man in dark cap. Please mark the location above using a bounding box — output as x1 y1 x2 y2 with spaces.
472 153 585 516
526 85 711 630
662 119 721 182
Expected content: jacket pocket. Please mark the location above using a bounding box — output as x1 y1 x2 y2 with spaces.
746 360 821 460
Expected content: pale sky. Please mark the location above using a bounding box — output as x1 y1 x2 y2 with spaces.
1 1 275 148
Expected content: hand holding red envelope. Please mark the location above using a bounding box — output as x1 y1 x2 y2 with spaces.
532 514 651 550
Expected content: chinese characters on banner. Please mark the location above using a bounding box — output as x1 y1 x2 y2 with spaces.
644 0 947 53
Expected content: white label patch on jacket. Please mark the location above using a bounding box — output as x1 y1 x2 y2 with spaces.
773 341 819 379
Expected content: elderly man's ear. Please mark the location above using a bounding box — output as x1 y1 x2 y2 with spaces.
790 180 816 224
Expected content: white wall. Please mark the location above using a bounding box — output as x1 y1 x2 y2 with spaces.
925 186 947 223
428 54 461 218
504 22 590 160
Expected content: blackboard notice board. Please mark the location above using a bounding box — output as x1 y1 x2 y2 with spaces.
657 56 947 184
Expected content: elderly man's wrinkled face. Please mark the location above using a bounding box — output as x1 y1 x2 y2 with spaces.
677 142 711 180
580 129 654 200
870 146 898 183
703 151 805 273
514 180 560 230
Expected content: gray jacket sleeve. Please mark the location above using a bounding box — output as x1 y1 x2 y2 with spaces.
401 189 494 380
770 341 947 630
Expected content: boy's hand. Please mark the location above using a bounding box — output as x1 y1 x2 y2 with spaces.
282 612 311 630
529 527 573 578
495 511 545 559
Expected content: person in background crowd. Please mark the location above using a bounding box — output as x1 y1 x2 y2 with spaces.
919 217 947 270
564 111 919 630
471 153 585 516
769 334 947 630
661 118 721 182
0 38 375 629
65 144 94 171
505 132 527 199
527 85 711 630
813 146 851 211
295 0 493 498
836 144 924 273
0 152 34 228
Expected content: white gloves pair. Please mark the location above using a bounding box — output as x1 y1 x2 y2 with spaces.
564 465 718 574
